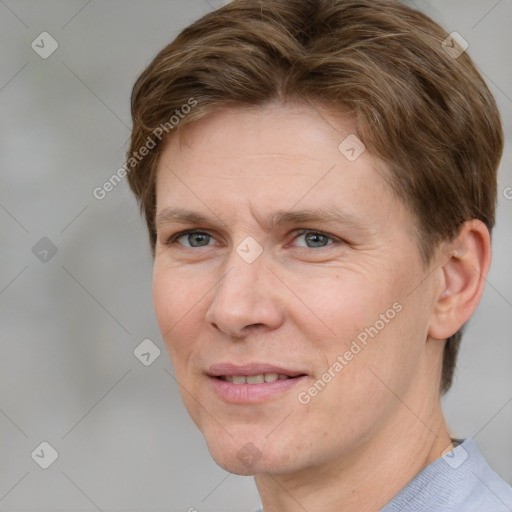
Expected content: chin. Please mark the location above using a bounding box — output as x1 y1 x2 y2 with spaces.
203 430 298 476
210 449 288 476
214 457 260 476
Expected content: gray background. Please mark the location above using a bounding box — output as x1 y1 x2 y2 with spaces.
0 1 511 511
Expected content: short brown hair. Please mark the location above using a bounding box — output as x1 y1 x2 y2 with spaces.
126 0 503 394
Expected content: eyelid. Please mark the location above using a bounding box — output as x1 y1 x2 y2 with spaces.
165 229 220 246
288 229 339 248
166 228 340 248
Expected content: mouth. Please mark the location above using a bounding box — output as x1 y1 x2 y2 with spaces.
207 363 308 403
216 373 301 384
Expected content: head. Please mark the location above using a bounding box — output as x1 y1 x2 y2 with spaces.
127 0 502 476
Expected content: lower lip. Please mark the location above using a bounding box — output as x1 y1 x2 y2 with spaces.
209 376 307 403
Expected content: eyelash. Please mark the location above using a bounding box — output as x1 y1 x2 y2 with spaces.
164 229 340 249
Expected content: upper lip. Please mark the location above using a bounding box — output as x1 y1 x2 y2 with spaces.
207 363 307 377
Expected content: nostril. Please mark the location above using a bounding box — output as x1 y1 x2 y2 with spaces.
243 323 266 334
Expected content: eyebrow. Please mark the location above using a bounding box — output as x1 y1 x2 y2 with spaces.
155 206 369 232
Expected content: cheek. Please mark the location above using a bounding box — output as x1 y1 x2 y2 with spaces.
321 278 427 408
152 265 203 360
302 304 420 445
309 269 397 340
152 268 175 334
311 263 421 381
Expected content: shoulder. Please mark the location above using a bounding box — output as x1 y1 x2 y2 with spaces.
381 438 512 512
456 438 512 512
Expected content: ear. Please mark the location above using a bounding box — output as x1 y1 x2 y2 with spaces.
428 220 492 341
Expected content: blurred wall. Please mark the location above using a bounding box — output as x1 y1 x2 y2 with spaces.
1 1 511 511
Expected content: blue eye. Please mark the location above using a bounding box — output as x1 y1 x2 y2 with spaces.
173 231 215 247
293 230 336 248
168 229 338 249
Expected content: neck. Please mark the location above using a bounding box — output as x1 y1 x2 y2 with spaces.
254 399 452 512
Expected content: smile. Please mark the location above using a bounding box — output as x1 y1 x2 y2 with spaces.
217 373 292 384
207 364 308 403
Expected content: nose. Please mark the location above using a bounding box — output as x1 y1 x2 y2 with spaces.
204 249 285 339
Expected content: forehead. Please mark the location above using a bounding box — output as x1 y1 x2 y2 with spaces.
157 102 377 187
154 102 413 235
165 101 361 167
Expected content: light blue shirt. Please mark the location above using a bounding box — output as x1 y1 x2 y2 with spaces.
380 438 512 511
254 438 512 511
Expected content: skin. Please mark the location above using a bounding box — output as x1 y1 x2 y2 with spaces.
152 101 491 512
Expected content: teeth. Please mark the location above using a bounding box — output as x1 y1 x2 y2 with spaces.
246 374 265 384
222 373 290 384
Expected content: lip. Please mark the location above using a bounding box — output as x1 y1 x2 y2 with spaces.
207 362 307 378
206 362 308 404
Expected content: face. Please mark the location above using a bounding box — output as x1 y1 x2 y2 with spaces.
152 101 440 476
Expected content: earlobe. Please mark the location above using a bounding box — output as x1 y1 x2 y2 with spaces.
428 220 492 341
